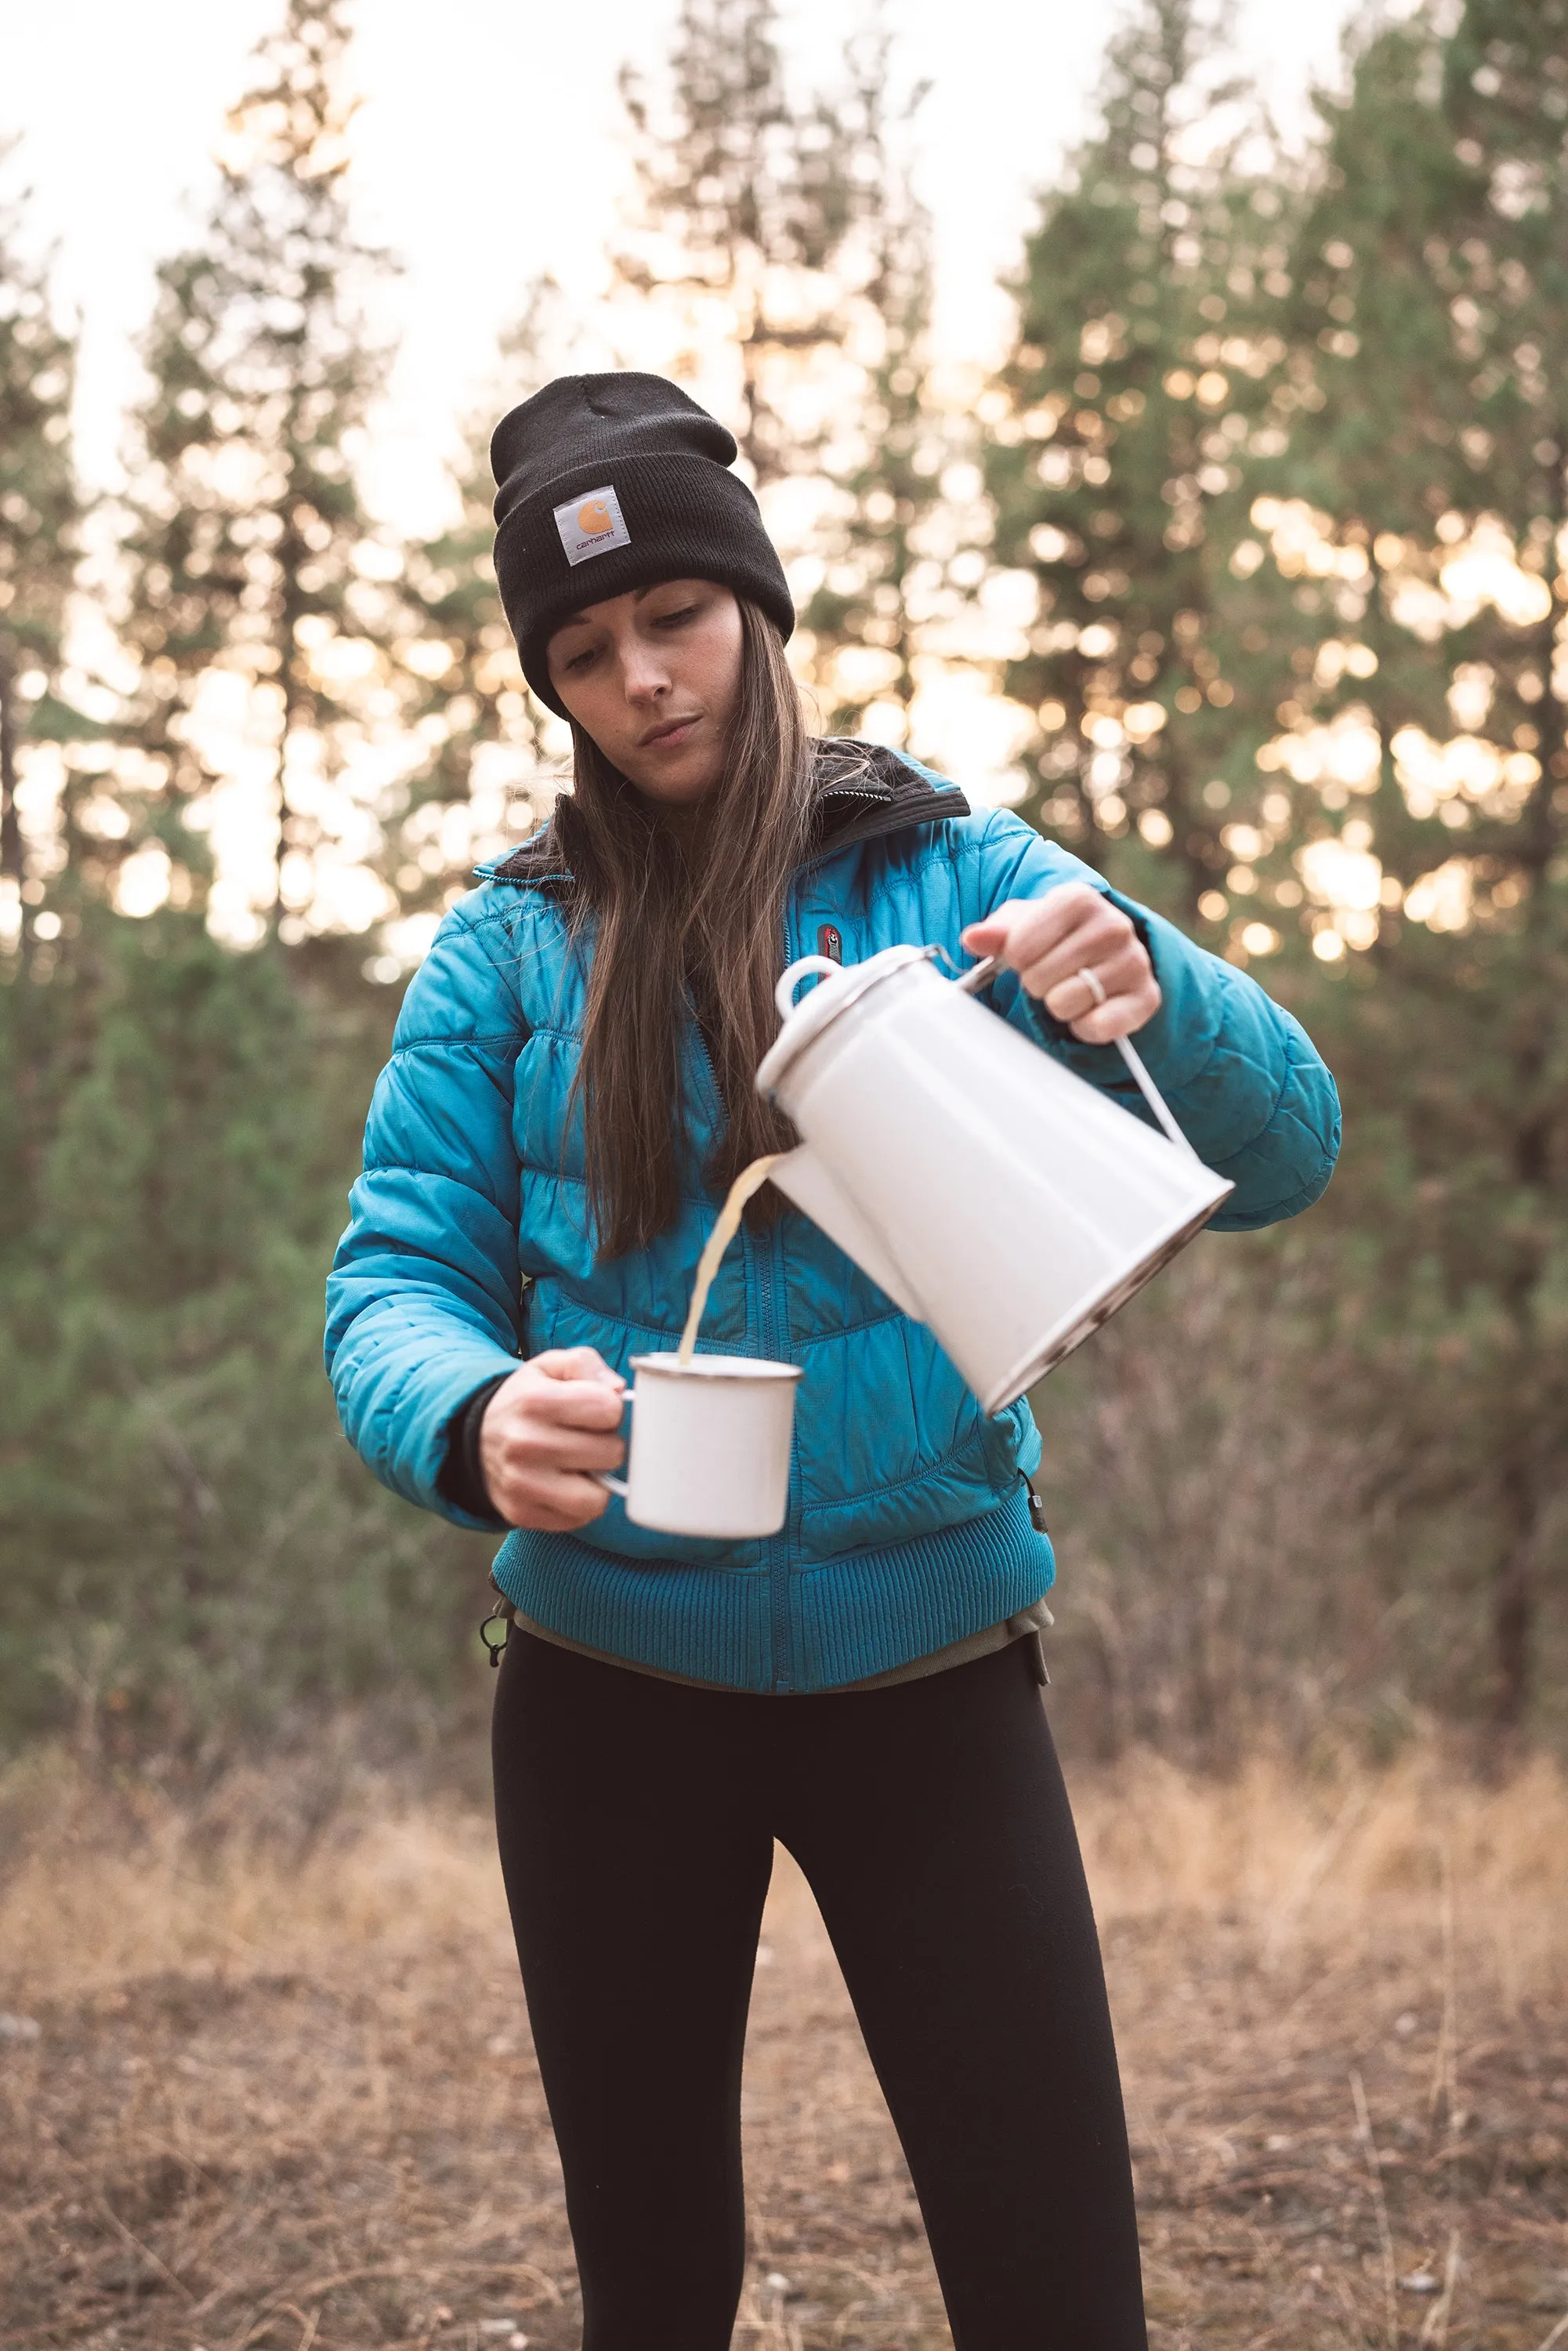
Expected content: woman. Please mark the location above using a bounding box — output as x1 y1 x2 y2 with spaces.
327 372 1339 2349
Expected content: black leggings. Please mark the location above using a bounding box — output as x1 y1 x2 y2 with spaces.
491 1630 1147 2350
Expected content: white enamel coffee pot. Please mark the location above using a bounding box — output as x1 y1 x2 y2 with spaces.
755 945 1234 1414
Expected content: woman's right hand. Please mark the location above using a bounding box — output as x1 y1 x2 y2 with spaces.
480 1347 628 1530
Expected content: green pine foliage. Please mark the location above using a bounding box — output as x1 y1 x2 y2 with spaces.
992 0 1568 1748
984 0 1294 920
0 912 485 1746
0 161 120 1382
0 154 85 930
118 0 411 947
615 5 951 744
614 0 860 487
1251 0 1568 1736
393 297 573 923
3 0 1567 1759
0 8 496 1752
796 31 943 740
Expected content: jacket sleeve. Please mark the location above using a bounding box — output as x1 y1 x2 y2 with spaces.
324 900 529 1527
970 811 1340 1230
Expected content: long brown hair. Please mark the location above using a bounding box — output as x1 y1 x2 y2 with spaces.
552 596 816 1260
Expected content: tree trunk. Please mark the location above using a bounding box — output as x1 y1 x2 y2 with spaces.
1484 446 1566 1745
1490 1447 1539 1741
0 649 21 885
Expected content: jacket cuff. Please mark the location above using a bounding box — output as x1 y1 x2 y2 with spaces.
435 1375 512 1527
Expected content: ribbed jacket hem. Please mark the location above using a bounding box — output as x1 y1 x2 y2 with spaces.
490 1485 1055 1695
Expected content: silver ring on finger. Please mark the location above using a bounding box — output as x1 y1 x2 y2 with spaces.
1077 964 1107 1009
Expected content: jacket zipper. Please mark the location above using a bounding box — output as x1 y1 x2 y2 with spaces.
754 1215 792 1691
687 1012 785 1688
683 922 806 1694
764 892 806 1692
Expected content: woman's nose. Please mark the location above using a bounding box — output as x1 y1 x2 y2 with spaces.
620 650 670 701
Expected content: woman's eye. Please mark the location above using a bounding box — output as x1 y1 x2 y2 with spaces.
655 606 699 629
563 646 597 672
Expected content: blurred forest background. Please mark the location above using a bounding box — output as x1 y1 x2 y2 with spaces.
3 0 1567 1770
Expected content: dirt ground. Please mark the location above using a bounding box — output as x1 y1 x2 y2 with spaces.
2 1733 1566 2350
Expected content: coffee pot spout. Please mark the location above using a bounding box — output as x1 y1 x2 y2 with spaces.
769 1145 925 1323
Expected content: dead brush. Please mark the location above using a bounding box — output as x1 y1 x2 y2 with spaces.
1072 1743 1568 1993
0 1740 508 2005
2 1734 1566 2349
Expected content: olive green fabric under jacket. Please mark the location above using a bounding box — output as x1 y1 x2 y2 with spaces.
500 1596 1056 1693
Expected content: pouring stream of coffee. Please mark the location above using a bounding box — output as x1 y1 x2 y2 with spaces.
675 955 979 1369
678 1154 788 1366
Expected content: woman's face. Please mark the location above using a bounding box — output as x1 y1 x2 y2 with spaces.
545 578 744 810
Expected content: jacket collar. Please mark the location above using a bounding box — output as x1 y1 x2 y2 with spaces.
477 739 969 889
806 739 969 865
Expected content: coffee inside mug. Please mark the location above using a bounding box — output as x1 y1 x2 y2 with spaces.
596 1352 802 1540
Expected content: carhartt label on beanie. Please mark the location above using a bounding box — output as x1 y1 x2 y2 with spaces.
490 371 795 715
553 484 631 566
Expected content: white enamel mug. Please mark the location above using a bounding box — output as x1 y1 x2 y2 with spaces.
596 1352 802 1538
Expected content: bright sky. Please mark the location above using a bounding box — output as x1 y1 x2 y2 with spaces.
9 0 1366 535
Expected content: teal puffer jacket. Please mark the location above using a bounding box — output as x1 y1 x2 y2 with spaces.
326 751 1339 1693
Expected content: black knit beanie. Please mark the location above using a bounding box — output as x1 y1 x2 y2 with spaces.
490 372 795 717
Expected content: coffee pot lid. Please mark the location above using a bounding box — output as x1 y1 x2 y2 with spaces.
755 943 932 1099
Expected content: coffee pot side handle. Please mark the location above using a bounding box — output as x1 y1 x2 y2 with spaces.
775 955 842 1020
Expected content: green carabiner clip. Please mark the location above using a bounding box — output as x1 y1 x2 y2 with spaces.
480 1591 515 1668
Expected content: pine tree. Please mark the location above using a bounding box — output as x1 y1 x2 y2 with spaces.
0 4 496 1748
1251 0 1568 1739
796 31 943 741
118 0 410 947
0 909 480 1744
391 297 570 937
617 2 958 745
0 159 118 1310
1234 9 1485 954
0 157 84 936
983 0 1291 918
613 0 863 491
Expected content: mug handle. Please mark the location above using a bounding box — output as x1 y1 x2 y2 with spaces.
775 955 841 1020
592 1389 635 1499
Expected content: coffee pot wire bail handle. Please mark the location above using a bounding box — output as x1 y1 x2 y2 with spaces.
1108 1034 1201 1161
954 952 1200 1163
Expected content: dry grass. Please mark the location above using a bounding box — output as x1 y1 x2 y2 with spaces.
2 1733 1566 2349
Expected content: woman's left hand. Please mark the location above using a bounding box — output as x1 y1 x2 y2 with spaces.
961 883 1161 1045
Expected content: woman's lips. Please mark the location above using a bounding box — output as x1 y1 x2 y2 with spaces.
641 715 701 748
